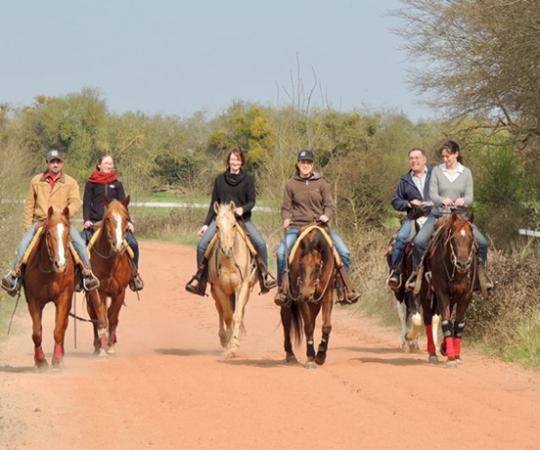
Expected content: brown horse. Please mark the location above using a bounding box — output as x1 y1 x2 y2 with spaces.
424 211 477 367
86 197 132 355
208 202 258 358
24 206 76 369
281 225 335 368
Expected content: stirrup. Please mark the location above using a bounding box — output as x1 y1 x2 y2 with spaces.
1 273 20 297
274 289 288 306
405 273 417 291
83 273 100 291
386 270 401 291
129 274 144 292
185 276 207 297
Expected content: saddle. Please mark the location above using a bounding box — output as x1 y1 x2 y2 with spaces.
21 224 82 267
288 225 343 267
203 222 257 260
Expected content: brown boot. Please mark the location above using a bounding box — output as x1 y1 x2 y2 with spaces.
335 267 360 305
254 254 277 294
185 261 208 297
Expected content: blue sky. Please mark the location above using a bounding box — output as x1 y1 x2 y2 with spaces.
0 0 432 120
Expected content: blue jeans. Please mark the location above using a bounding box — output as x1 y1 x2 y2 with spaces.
275 227 351 285
412 214 489 270
81 229 140 268
196 220 268 267
13 223 91 270
390 219 412 268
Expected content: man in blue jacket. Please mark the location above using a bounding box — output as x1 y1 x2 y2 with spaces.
387 148 432 290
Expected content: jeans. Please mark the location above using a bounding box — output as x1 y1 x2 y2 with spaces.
412 214 489 270
13 223 91 270
196 220 269 267
390 219 412 268
275 227 351 285
81 228 140 268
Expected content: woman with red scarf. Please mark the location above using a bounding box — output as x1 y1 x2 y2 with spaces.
81 155 144 291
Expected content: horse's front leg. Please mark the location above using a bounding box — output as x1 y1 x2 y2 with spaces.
453 293 472 363
52 291 74 368
315 293 333 366
438 292 457 367
107 290 125 355
28 298 47 369
227 282 250 357
421 290 437 363
281 305 297 363
86 290 107 357
211 283 232 349
303 304 319 369
404 292 422 351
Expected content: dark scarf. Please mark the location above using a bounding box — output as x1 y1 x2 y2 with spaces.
224 169 245 186
88 169 118 185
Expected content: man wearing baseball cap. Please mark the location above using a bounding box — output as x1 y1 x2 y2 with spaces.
274 149 360 305
1 149 99 295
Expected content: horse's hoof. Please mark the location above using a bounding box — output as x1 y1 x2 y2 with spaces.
225 350 237 359
428 354 438 364
285 354 298 364
446 360 458 368
106 346 116 355
455 357 462 364
305 361 316 369
34 360 49 371
315 352 327 366
51 359 64 369
96 348 108 358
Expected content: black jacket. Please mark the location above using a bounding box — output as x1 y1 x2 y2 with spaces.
83 180 126 223
204 170 255 225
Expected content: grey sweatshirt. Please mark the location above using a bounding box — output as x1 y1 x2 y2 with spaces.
429 163 474 215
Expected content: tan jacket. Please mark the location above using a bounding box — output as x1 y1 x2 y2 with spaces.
281 172 334 226
24 172 81 230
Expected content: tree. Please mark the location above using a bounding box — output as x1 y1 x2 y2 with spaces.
396 0 540 149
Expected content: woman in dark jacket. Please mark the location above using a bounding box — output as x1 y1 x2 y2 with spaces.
185 147 276 296
81 155 144 291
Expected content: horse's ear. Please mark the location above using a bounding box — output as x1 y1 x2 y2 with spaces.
122 195 130 208
213 201 220 214
451 210 457 224
468 212 474 224
229 201 236 211
62 206 70 218
48 206 54 217
103 196 111 206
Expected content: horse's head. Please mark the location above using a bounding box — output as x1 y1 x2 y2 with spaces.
214 201 237 257
103 196 130 253
294 229 332 302
45 206 70 272
447 211 475 273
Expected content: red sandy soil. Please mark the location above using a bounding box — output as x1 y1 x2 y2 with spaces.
0 240 538 450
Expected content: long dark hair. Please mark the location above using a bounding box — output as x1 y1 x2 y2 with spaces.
440 140 463 164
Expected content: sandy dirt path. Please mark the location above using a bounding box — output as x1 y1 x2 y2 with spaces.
0 240 538 450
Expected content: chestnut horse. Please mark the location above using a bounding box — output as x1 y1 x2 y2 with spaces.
281 225 335 368
208 202 258 358
86 197 132 355
24 206 76 369
423 211 477 367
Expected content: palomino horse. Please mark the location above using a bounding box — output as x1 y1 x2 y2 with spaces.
423 211 477 367
281 225 335 368
208 202 257 358
86 197 132 355
24 206 76 369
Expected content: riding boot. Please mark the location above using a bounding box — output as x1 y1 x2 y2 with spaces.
335 266 360 305
253 254 277 294
81 266 100 291
274 274 289 306
475 261 493 297
129 273 144 292
386 266 401 292
1 268 22 297
185 260 209 297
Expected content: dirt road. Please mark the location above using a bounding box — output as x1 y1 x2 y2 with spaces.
1 241 538 449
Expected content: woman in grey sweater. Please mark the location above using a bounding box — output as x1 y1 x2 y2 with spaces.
410 140 489 279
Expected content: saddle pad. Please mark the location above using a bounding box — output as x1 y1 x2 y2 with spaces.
288 225 342 267
203 225 257 260
21 226 44 265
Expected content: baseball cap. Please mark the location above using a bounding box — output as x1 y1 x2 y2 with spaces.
46 149 64 162
297 149 315 161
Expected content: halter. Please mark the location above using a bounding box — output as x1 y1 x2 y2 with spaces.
441 220 476 291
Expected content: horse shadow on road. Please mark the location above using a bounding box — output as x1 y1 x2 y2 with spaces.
0 364 38 374
154 348 222 357
352 356 431 366
217 358 294 368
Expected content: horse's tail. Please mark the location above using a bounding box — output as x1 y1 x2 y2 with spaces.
290 301 303 346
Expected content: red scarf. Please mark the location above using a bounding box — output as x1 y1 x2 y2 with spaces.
88 169 117 185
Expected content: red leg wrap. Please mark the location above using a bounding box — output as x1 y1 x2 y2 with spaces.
453 337 461 358
34 346 45 362
52 343 63 362
444 336 455 359
425 324 436 354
